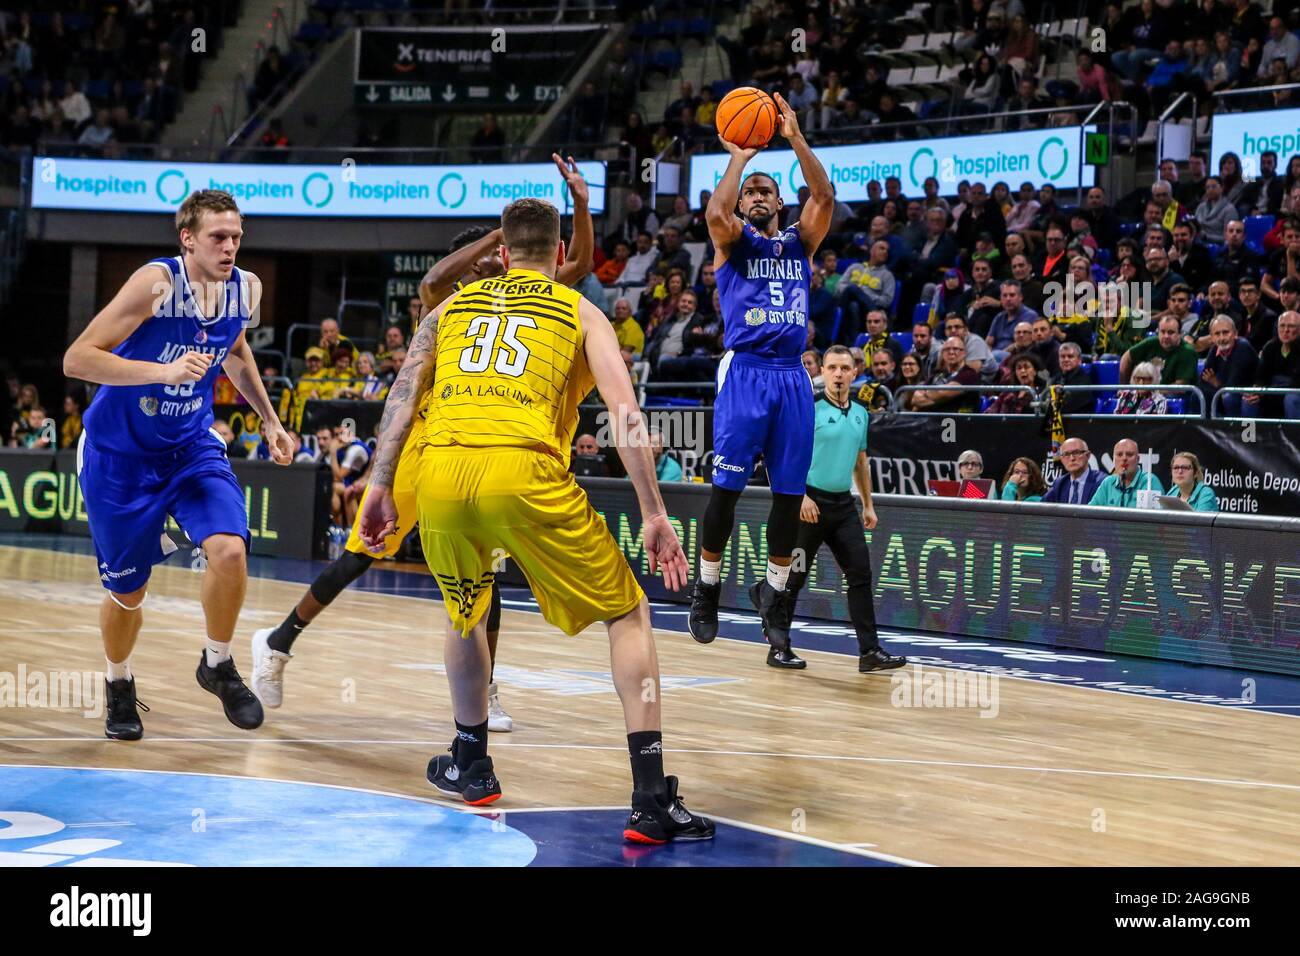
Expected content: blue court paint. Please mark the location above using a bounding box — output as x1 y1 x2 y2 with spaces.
7 533 1300 715
0 767 536 867
0 767 890 867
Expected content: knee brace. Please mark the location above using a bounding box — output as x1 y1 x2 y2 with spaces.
701 485 743 554
108 592 146 611
309 550 375 606
766 493 804 558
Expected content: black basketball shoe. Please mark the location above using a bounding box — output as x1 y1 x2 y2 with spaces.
767 646 807 669
688 580 722 644
104 677 149 741
623 776 716 845
748 580 793 651
859 647 908 672
195 652 264 730
427 740 502 806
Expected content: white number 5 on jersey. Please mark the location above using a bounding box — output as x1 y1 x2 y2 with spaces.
767 281 784 307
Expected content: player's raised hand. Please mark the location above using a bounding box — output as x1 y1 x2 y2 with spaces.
643 513 689 592
772 92 802 141
160 349 212 386
357 484 398 553
552 153 589 206
717 135 761 162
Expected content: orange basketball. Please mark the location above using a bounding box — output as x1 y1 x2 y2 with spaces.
715 87 778 150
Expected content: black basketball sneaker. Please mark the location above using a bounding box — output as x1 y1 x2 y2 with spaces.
688 580 722 644
427 739 502 806
195 652 265 730
623 776 716 845
104 677 149 741
749 580 793 651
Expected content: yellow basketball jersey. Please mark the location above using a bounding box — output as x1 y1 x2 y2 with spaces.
419 268 592 465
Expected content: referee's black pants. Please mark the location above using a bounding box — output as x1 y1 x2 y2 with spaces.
786 485 880 654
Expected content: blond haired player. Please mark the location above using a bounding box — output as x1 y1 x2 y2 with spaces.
359 197 714 844
249 157 592 735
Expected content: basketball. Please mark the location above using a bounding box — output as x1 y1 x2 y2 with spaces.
715 87 779 150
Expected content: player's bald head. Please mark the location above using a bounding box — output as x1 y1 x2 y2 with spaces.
501 198 560 263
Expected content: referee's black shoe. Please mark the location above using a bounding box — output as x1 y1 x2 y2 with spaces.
688 580 722 644
767 646 807 669
859 647 908 672
749 580 793 651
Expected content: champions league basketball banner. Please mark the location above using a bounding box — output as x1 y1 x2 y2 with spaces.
29 157 607 218
571 479 1300 677
0 450 329 560
688 125 1097 207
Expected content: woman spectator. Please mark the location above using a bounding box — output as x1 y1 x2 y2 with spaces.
1000 14 1039 76
991 182 1012 216
1004 181 1041 233
1168 451 1219 511
896 353 927 410
1051 255 1099 352
1217 152 1248 214
817 70 849 130
662 195 693 234
60 393 83 448
1076 51 1121 102
965 53 1003 114
1095 277 1148 356
351 352 388 401
999 456 1047 501
880 198 905 233
1116 361 1168 414
1200 30 1241 98
642 269 687 333
933 268 971 320
986 353 1043 413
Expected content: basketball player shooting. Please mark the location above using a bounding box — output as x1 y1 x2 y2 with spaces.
688 92 834 656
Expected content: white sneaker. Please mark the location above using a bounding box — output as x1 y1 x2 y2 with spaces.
250 628 292 709
487 682 513 733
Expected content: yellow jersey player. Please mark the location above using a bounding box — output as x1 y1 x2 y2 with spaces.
249 157 593 736
359 197 715 844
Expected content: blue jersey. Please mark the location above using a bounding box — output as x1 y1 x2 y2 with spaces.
83 256 248 455
715 222 810 359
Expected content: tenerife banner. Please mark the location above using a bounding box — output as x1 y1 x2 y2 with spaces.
688 125 1097 206
1210 106 1300 177
29 157 607 217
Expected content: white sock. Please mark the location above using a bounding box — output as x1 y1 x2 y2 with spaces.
699 557 721 585
205 638 232 668
106 657 131 682
766 561 790 592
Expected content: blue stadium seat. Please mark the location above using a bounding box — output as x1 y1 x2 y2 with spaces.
632 21 660 39
1245 215 1274 254
1119 222 1140 237
853 333 869 348
1097 396 1118 414
1091 360 1119 384
912 302 931 326
710 80 737 99
650 48 683 74
829 306 842 345
686 17 715 39
891 331 914 352
1093 248 1111 268
1203 243 1222 259
1197 359 1205 376
837 258 859 273
296 22 331 43
979 395 994 412
660 18 686 37
84 79 110 100
1166 397 1185 414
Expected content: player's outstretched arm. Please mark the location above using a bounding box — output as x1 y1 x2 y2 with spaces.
419 229 503 310
554 153 594 288
579 297 689 591
774 92 834 254
358 304 441 551
706 138 760 258
65 263 211 387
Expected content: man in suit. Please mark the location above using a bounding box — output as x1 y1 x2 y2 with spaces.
1041 437 1106 505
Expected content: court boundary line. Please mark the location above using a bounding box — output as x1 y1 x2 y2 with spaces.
0 763 916 866
3 744 1299 794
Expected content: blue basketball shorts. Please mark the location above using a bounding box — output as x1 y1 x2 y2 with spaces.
77 429 250 594
711 351 815 496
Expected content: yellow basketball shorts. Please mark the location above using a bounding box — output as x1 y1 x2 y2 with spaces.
345 427 422 559
414 445 644 636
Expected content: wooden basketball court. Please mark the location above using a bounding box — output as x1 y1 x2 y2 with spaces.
3 541 1300 866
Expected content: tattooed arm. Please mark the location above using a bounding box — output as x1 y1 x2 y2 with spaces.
357 304 441 550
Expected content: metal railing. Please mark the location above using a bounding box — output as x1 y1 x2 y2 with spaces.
1057 382 1207 417
1210 386 1300 423
890 383 1041 415
888 382 1208 416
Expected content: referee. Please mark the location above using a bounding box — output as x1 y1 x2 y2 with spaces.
772 345 907 673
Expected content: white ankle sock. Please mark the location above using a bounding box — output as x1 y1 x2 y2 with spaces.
205 638 232 668
699 557 721 585
106 657 131 682
766 561 790 592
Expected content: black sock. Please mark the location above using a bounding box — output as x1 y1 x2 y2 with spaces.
454 719 489 770
267 608 308 653
628 731 666 796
